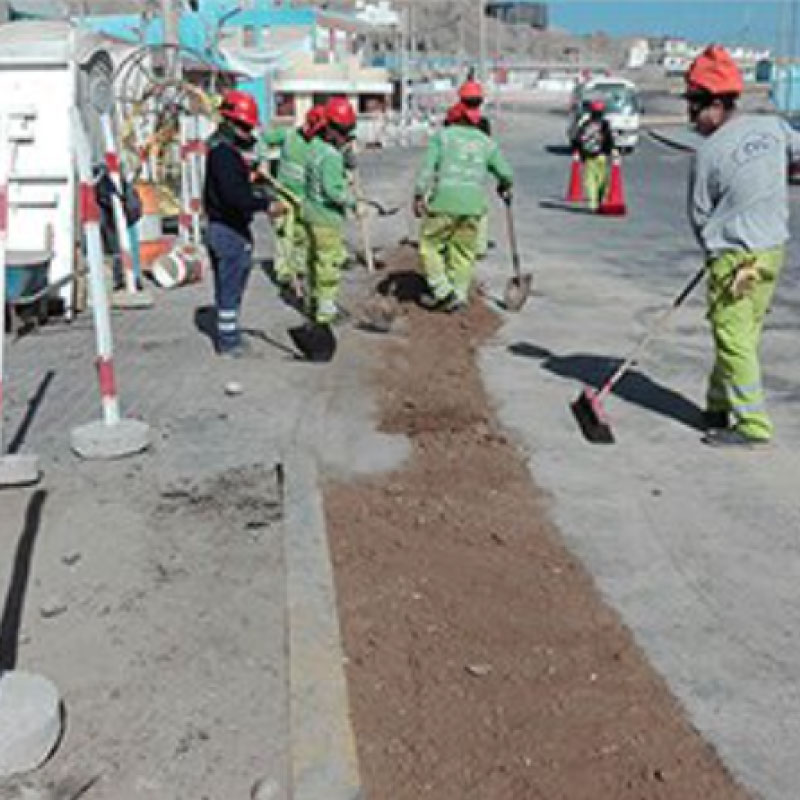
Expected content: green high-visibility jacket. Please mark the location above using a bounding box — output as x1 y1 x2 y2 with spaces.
415 124 513 217
303 136 356 231
260 127 311 199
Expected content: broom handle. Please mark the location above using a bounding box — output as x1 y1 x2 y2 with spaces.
596 266 706 403
504 199 521 280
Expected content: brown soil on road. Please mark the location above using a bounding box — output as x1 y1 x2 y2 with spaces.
324 249 751 800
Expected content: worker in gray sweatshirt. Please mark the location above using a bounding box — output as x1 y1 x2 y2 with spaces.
685 44 800 448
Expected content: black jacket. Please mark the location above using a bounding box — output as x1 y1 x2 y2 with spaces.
203 134 273 241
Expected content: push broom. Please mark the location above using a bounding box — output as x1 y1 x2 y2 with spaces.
571 265 707 444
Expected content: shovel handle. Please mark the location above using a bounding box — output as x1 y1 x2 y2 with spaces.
504 200 522 280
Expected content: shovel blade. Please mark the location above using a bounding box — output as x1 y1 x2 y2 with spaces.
503 273 533 312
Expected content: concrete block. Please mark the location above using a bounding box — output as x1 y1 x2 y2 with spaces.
70 419 151 460
0 671 62 776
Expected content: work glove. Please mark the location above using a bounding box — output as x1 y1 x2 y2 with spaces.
497 183 513 205
343 145 357 171
731 258 759 300
413 196 427 218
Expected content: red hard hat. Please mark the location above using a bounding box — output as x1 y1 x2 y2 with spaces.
304 105 327 137
589 99 605 113
685 44 743 96
458 80 484 102
325 96 357 131
445 102 481 126
220 89 260 128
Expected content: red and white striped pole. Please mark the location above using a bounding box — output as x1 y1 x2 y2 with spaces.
70 110 150 460
178 114 205 246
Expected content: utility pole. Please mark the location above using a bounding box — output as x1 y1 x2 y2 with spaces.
478 0 487 81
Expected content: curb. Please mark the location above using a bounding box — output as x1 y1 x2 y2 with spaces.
282 450 363 800
646 127 698 153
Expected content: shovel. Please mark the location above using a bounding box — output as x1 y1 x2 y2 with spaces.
501 199 532 312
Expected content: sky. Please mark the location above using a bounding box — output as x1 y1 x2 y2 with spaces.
549 2 786 51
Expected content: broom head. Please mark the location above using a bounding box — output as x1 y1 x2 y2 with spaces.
571 386 615 444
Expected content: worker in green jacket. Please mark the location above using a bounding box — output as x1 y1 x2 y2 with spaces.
303 96 358 324
414 101 513 311
260 105 327 297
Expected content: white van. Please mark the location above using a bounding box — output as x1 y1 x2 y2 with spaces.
567 76 641 153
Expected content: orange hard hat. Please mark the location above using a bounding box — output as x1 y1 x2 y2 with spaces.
685 44 743 96
458 80 484 102
220 89 260 128
304 105 327 137
325 96 357 131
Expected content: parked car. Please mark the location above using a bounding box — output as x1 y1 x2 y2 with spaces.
567 77 641 153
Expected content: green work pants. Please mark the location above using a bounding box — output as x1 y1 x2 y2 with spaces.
583 154 608 211
274 203 308 283
307 223 347 324
419 213 479 303
706 247 784 441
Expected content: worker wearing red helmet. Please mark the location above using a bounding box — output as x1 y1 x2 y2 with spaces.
258 105 328 302
414 99 513 312
204 89 281 357
685 45 800 447
571 97 616 210
297 95 358 349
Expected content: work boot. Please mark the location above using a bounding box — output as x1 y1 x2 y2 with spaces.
702 410 730 431
702 429 771 449
443 295 468 313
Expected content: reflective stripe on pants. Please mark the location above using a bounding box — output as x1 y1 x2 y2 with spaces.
706 247 784 440
208 221 252 352
419 213 479 302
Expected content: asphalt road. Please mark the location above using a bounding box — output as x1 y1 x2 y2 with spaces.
471 111 800 800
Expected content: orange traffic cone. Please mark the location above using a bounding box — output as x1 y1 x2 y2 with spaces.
598 153 626 216
566 150 584 202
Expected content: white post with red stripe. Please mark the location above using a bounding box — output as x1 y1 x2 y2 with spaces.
99 113 153 309
0 112 41 486
178 114 204 246
70 110 150 461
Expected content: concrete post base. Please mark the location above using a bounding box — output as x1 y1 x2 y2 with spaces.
70 418 151 460
0 454 41 487
0 671 62 777
110 290 154 310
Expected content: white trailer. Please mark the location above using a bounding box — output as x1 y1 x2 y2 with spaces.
0 20 114 315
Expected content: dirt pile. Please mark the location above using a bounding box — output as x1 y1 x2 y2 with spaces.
325 253 750 799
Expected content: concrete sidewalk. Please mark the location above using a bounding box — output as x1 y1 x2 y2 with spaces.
0 154 410 797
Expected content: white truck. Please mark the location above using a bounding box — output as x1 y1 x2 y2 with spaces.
567 76 641 153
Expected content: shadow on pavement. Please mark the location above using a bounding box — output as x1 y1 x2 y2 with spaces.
193 305 217 351
544 144 573 156
0 490 47 670
7 370 55 455
376 270 428 304
509 341 704 431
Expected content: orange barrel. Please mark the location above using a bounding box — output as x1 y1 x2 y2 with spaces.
151 243 209 289
134 181 172 270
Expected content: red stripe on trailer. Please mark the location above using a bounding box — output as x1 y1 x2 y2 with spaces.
0 186 8 231
104 152 121 174
96 357 117 399
189 198 201 213
79 183 101 224
179 213 191 230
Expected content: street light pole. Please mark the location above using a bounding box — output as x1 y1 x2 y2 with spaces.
160 0 180 78
478 0 487 81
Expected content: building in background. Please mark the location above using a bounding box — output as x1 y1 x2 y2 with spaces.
486 0 547 28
